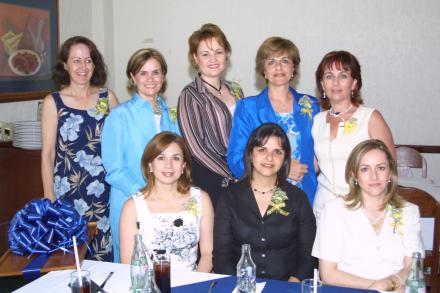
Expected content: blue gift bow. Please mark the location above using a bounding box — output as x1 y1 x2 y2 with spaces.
8 198 88 280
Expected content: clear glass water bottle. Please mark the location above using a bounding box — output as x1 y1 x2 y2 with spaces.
405 252 426 293
142 268 160 293
131 224 149 293
236 244 256 293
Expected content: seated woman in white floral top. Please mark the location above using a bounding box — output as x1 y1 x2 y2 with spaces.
119 132 214 272
312 139 424 292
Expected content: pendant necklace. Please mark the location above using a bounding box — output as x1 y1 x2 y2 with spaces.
329 104 353 122
201 77 222 94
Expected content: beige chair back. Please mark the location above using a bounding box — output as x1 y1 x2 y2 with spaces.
396 146 427 178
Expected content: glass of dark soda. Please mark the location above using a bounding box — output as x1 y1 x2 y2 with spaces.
70 270 91 293
153 250 170 293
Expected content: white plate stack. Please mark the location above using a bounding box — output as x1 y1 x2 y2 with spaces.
12 120 42 150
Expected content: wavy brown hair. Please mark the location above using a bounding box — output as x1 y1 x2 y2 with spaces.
52 36 107 88
344 139 404 210
140 132 191 196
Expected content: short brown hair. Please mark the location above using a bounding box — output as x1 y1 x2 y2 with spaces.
126 48 168 93
188 23 231 68
344 139 404 210
315 51 363 110
255 37 300 78
52 36 107 88
140 132 192 196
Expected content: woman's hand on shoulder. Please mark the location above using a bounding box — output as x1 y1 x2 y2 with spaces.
107 89 120 110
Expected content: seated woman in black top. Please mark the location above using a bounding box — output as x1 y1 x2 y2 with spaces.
214 122 316 281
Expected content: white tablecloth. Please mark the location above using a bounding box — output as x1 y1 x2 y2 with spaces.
13 260 225 293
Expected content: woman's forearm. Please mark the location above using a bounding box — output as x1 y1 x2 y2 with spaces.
196 253 213 273
41 152 55 201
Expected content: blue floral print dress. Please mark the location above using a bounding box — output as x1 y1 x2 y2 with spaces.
275 111 303 190
52 89 113 261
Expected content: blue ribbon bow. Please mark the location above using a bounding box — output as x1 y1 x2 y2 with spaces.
8 198 88 256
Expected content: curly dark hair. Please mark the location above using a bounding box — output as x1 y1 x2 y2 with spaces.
52 36 107 88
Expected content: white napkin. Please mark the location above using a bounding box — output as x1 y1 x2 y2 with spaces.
232 282 266 293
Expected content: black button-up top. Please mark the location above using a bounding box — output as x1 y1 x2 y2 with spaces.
214 181 317 281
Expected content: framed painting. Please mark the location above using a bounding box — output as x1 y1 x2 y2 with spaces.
0 0 59 102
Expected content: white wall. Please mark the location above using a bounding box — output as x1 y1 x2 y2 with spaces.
1 0 439 177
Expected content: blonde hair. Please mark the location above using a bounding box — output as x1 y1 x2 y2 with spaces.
344 139 404 210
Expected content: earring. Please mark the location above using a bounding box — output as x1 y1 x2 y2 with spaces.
388 178 391 183
354 179 358 185
351 90 354 98
323 92 327 99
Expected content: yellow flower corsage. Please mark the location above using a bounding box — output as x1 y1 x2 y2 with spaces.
343 117 358 135
299 95 313 120
169 107 177 123
229 81 243 100
267 187 290 216
388 206 404 236
95 97 109 116
183 197 200 216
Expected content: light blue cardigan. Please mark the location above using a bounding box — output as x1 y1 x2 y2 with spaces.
101 93 180 262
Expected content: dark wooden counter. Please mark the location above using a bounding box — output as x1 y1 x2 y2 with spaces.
0 142 43 255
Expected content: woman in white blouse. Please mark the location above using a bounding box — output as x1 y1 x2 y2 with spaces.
312 139 424 292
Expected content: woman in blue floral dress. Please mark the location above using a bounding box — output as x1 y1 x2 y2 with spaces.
41 36 119 261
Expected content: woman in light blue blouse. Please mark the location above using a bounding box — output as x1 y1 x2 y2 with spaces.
102 48 179 262
227 37 319 204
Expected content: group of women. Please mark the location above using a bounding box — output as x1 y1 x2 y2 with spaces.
40 23 424 292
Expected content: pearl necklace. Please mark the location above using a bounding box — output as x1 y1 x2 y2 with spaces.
362 208 386 226
329 104 353 121
251 185 276 195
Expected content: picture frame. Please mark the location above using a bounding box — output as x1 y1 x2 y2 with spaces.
0 0 59 103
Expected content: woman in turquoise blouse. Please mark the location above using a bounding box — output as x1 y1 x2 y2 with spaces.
102 48 179 262
227 37 319 204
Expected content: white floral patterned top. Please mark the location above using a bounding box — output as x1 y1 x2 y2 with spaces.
132 187 202 271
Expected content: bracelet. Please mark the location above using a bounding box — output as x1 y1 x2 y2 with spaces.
389 278 398 291
392 273 403 287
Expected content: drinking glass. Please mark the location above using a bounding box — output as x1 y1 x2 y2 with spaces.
70 270 91 293
153 250 170 293
301 278 322 293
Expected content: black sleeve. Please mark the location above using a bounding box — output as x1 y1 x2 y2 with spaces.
213 191 237 275
289 187 318 280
